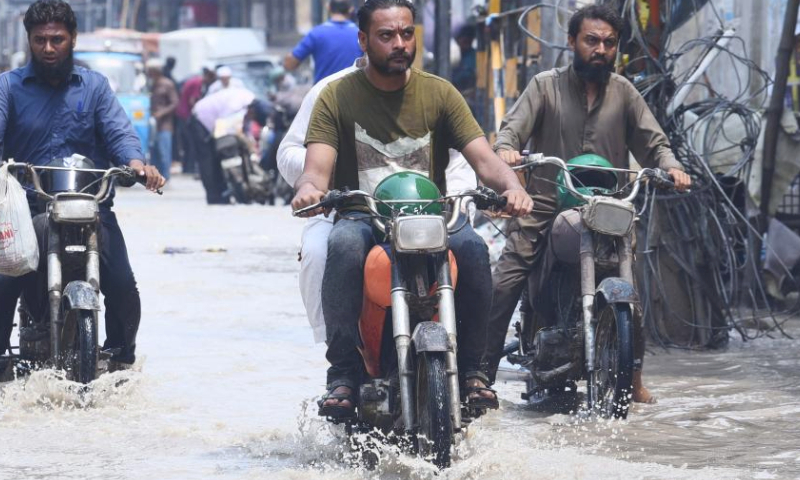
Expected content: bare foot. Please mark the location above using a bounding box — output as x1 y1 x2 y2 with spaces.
631 370 657 404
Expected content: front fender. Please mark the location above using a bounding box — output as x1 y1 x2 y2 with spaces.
595 277 637 308
411 321 451 353
62 281 100 311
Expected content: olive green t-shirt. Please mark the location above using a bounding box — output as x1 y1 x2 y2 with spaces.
305 68 484 197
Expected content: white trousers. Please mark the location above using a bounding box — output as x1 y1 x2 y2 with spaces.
299 215 333 343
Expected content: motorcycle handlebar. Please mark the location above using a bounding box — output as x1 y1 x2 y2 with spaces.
291 187 508 233
5 163 162 201
514 153 676 202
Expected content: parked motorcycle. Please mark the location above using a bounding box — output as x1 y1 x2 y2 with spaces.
3 155 160 384
504 154 674 419
293 173 507 468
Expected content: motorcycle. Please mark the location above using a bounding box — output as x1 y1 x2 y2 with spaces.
2 155 160 384
293 173 507 468
213 113 276 205
504 154 674 419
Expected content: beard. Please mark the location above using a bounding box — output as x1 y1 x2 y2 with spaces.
31 48 74 84
573 52 613 84
367 45 416 76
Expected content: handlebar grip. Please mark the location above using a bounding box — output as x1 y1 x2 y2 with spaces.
473 186 507 210
650 169 675 190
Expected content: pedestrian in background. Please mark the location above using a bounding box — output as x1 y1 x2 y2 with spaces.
189 87 255 204
162 56 177 85
176 63 216 174
207 66 245 95
147 57 178 180
283 0 362 84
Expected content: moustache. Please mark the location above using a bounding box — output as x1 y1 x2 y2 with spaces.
388 52 411 61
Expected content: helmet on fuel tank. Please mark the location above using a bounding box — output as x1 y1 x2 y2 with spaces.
41 154 99 195
556 153 618 210
373 171 442 218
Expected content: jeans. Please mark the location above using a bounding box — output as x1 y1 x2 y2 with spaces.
322 212 492 387
0 208 141 363
153 130 173 180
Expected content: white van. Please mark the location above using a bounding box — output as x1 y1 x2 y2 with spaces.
158 28 268 82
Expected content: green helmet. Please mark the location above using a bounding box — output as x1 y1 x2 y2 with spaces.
373 171 442 217
556 154 618 210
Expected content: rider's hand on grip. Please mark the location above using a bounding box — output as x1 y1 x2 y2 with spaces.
292 186 337 217
666 167 691 192
500 189 533 217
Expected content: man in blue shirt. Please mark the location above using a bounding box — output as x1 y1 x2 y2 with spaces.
283 0 362 84
0 0 165 368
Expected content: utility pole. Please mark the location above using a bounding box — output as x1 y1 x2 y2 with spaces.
760 0 800 222
433 0 451 79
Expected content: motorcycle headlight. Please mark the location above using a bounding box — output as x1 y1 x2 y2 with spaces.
51 193 99 224
393 215 447 253
581 197 635 237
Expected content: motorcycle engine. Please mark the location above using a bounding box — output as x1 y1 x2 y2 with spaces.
358 379 395 432
532 327 573 372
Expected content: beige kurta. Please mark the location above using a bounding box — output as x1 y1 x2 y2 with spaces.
494 65 683 216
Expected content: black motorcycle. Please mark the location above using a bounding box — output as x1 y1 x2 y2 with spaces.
505 154 674 419
3 156 158 384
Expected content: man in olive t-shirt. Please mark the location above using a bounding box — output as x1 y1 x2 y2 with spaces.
306 67 483 197
292 0 532 419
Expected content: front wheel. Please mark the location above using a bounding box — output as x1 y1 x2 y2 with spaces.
415 352 452 469
70 310 98 384
592 303 634 419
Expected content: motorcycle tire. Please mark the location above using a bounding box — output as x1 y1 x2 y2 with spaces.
592 303 634 419
415 352 452 469
71 309 98 384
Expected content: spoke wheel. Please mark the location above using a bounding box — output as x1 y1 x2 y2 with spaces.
415 352 452 469
593 303 633 419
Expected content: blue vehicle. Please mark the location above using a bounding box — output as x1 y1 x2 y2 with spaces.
74 51 152 158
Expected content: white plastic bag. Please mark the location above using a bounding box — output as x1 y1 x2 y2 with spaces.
0 163 39 276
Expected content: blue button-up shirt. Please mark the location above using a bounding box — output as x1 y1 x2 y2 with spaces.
0 62 143 168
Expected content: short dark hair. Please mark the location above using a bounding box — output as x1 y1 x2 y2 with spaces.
357 0 416 33
24 0 77 36
567 4 624 39
329 0 352 15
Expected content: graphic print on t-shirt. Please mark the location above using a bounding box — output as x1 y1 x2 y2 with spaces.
354 122 430 194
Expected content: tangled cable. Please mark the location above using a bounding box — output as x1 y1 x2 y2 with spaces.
621 0 796 347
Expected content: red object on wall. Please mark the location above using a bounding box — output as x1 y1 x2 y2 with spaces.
180 1 219 28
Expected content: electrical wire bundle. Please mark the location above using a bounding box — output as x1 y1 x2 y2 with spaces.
621 0 795 347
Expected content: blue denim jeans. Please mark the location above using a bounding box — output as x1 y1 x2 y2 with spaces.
153 130 172 180
321 212 492 387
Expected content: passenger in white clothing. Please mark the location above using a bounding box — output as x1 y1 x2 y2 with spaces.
277 59 478 343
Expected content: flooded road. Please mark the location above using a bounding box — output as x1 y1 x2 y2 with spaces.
1 176 798 480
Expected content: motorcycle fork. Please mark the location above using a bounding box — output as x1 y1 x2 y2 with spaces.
390 260 415 434
582 229 634 410
47 216 62 364
435 252 462 432
48 220 100 368
579 225 597 408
